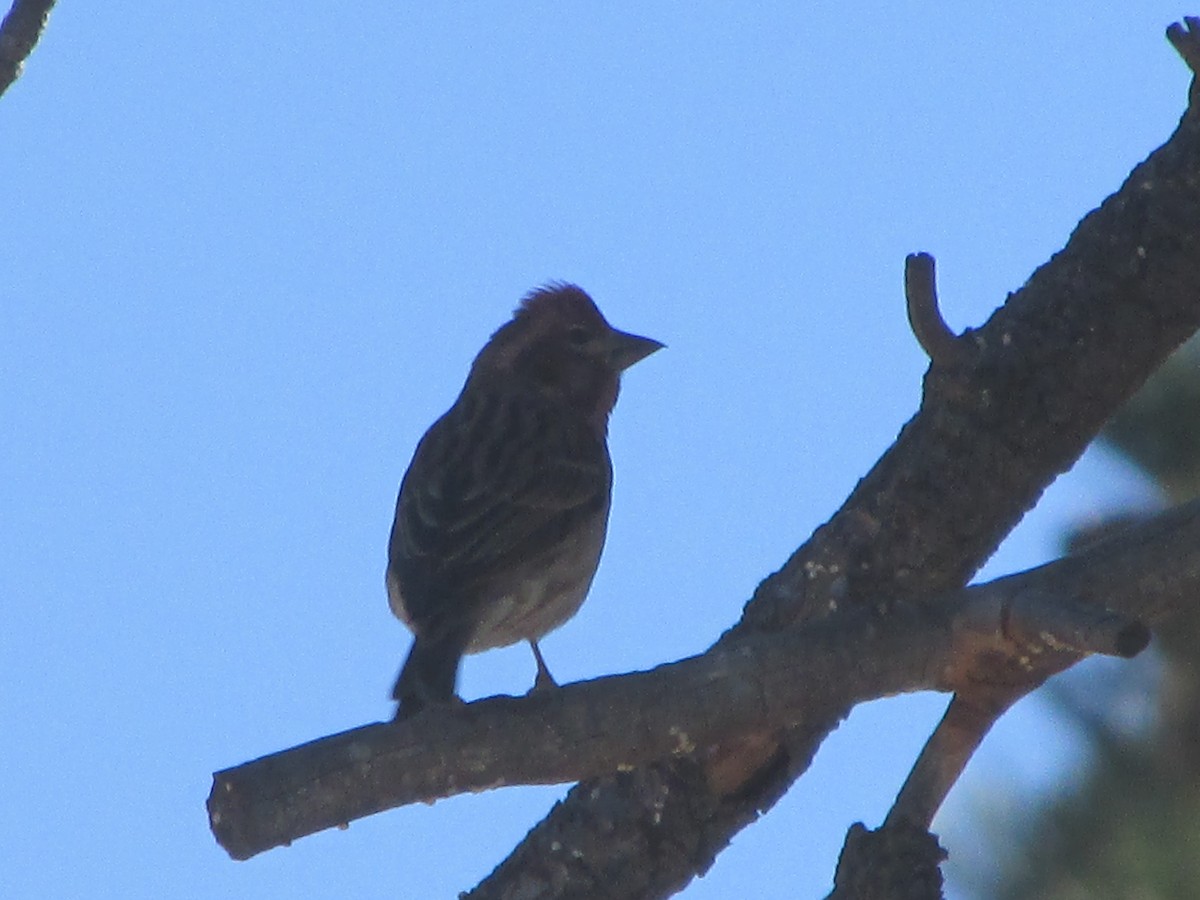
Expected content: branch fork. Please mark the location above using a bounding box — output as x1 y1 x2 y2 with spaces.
202 17 1200 898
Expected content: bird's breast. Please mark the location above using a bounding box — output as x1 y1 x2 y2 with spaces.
466 512 608 652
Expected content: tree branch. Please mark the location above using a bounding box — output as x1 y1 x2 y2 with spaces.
836 24 1200 899
0 0 55 98
1168 17 1200 109
210 499 1200 861
463 21 1200 900
904 252 972 368
202 18 1200 898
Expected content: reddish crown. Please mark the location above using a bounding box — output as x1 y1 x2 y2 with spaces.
468 284 662 430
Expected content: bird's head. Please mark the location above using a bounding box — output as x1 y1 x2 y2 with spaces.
472 284 663 424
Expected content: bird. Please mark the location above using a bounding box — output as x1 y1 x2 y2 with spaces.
386 283 662 716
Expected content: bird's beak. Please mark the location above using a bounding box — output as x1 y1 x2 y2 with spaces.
606 328 665 371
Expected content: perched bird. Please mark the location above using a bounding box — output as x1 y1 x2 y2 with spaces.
387 284 662 716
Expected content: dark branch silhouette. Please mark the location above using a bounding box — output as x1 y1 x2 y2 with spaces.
1169 16 1200 108
0 0 55 98
466 20 1200 899
825 23 1200 899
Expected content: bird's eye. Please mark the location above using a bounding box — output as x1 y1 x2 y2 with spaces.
566 325 591 346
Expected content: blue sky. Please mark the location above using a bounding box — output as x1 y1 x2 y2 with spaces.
1 4 1189 898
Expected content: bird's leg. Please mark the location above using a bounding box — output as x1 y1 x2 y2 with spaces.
528 640 558 692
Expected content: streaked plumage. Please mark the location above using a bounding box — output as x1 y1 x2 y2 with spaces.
387 284 661 715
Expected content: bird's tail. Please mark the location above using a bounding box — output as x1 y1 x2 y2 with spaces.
392 627 469 718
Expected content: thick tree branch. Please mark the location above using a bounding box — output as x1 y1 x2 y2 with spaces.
0 0 55 98
210 499 1200 860
838 24 1200 900
465 22 1200 900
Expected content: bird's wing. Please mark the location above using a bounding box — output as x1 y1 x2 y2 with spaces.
388 387 611 622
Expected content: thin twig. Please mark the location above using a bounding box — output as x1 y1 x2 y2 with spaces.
904 252 971 367
1167 16 1200 110
885 692 1017 830
1167 16 1200 73
0 0 56 98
